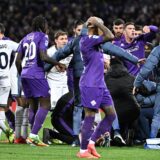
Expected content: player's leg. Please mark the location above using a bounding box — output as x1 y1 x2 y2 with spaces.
0 87 14 143
27 78 50 146
15 95 28 144
72 77 83 147
88 88 116 158
77 108 97 159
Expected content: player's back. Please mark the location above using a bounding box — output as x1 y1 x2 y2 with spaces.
80 35 105 88
19 31 48 79
0 39 18 87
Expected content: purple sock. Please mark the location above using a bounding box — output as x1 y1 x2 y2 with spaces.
5 109 15 131
91 114 115 142
31 107 48 135
80 116 95 150
28 108 35 129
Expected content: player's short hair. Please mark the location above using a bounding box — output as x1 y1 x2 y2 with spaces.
73 19 84 29
0 23 5 34
32 15 48 33
113 19 125 26
124 22 135 28
54 30 68 39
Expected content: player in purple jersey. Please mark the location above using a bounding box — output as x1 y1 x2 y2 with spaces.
114 22 158 76
112 18 125 42
16 15 66 147
77 17 116 159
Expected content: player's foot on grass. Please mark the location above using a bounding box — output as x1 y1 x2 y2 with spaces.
114 132 126 146
14 136 26 144
71 136 80 147
43 128 51 144
77 151 98 159
5 128 14 143
88 143 101 158
26 134 49 147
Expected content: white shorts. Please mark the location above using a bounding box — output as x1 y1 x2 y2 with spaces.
0 86 11 107
47 78 68 109
10 75 19 96
10 76 24 97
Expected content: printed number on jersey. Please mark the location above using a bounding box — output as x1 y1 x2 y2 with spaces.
0 52 8 69
23 42 36 65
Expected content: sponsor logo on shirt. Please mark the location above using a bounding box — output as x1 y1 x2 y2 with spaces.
126 46 139 53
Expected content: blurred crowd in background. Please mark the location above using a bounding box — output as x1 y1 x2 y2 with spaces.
0 0 160 45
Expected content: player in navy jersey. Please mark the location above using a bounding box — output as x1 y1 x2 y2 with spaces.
77 16 116 159
16 15 66 146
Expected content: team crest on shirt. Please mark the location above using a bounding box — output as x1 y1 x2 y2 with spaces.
91 100 96 106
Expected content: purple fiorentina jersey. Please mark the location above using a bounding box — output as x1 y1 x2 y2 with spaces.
113 34 125 43
79 35 106 88
17 32 48 79
114 37 146 76
114 32 157 76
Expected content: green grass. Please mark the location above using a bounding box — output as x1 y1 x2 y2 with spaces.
0 113 160 160
0 144 160 160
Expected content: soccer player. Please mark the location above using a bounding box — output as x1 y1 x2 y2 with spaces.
16 15 66 146
114 22 158 76
46 30 72 109
112 18 125 41
44 19 85 147
0 23 18 143
109 18 126 146
77 16 116 159
10 52 29 144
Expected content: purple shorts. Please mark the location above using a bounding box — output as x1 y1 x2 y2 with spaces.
80 86 113 110
21 78 50 98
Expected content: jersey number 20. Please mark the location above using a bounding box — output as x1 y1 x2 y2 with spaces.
23 42 36 63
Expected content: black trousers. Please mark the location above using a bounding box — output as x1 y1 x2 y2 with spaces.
105 73 140 136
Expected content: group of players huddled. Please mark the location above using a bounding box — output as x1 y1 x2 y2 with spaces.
0 15 160 158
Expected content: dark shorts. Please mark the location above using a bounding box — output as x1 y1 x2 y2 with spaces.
80 86 113 110
21 78 50 98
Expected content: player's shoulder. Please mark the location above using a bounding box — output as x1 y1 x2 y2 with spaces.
48 45 56 51
0 39 18 47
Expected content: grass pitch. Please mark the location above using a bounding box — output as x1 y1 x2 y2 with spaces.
0 113 160 160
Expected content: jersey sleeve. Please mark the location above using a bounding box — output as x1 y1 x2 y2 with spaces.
39 34 49 51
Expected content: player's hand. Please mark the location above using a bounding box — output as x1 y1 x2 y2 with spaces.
133 86 139 95
143 26 150 33
56 63 66 72
137 58 146 67
87 16 102 27
104 59 110 70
